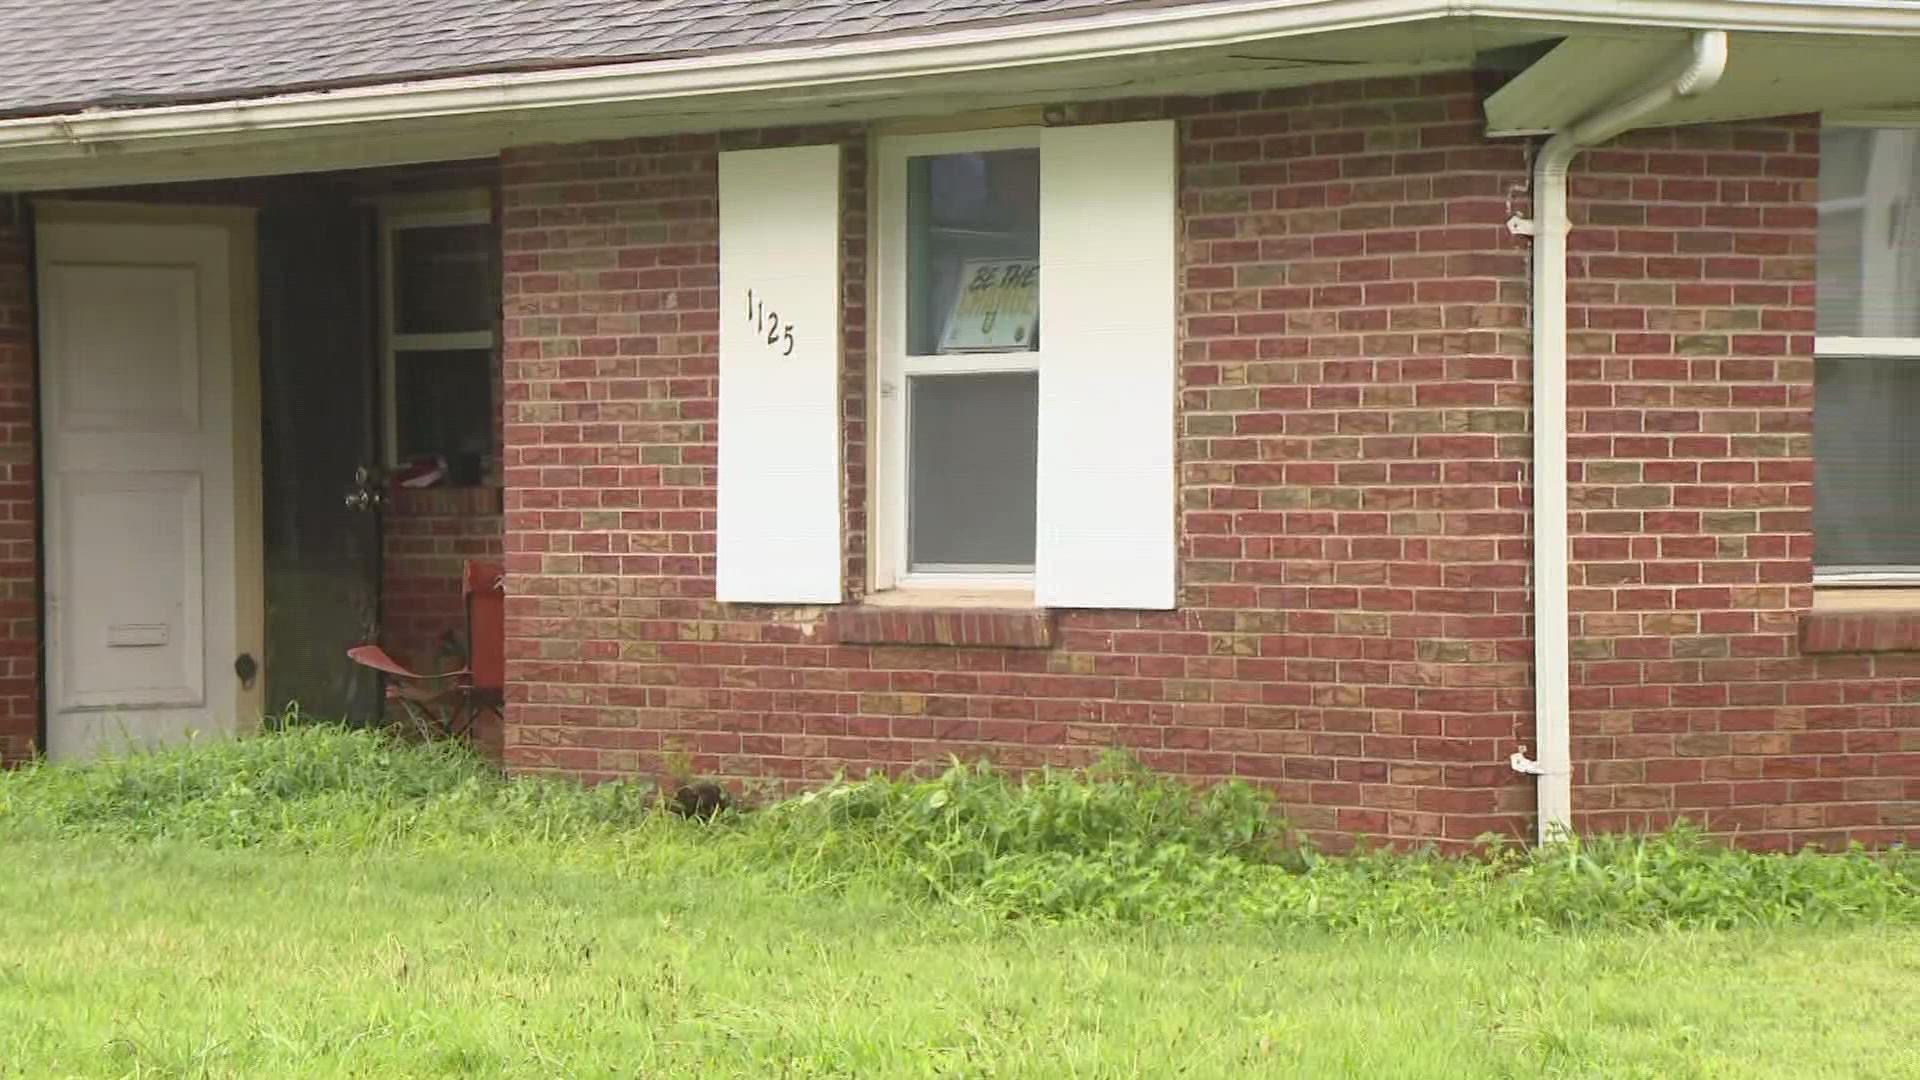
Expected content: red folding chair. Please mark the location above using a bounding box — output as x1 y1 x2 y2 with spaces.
348 560 504 741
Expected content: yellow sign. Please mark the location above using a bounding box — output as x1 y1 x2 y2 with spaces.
940 258 1039 352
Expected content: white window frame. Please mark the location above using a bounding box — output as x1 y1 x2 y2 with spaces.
378 193 496 467
872 127 1044 595
1811 336 1920 587
1814 125 1920 587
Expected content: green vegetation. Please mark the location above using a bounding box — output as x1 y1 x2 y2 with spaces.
1 727 1916 1076
6 726 1912 931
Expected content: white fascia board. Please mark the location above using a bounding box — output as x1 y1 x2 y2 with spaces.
1489 0 1920 35
0 0 1452 158
0 57 1460 191
4 0 1920 176
1829 108 1920 126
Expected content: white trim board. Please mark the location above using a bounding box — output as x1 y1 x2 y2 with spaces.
1815 336 1920 357
6 0 1920 187
1814 569 1920 587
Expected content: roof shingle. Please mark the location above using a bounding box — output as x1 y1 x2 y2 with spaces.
0 0 1208 118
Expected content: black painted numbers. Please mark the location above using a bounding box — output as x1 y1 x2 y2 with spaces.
745 289 796 356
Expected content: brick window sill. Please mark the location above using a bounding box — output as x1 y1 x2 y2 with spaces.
828 597 1054 649
1801 593 1920 653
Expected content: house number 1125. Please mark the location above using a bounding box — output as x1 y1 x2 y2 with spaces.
745 289 796 356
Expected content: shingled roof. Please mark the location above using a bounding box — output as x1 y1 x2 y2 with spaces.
0 0 1218 118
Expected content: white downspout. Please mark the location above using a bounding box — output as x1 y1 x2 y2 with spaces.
1508 30 1728 845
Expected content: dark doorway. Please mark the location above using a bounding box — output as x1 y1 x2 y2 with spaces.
258 202 383 724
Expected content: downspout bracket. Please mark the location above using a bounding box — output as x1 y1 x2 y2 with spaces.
1508 747 1569 777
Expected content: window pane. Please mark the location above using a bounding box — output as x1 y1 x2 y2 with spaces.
1818 128 1920 337
394 223 495 335
1815 354 1920 567
395 348 493 466
908 149 1040 355
908 372 1038 570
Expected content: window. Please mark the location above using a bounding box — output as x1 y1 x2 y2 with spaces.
879 133 1043 590
381 197 498 482
702 125 1179 608
867 123 1178 609
1815 128 1920 583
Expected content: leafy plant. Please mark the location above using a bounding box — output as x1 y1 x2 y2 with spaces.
1 728 1913 933
742 754 1290 921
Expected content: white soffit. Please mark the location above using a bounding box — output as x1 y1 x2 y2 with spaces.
1484 32 1689 136
1656 34 1920 125
1489 29 1920 135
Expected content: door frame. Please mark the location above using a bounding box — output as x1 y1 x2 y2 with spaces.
32 200 266 749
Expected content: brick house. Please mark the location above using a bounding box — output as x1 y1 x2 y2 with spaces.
1 0 1918 850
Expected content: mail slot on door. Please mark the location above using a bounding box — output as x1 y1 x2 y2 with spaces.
107 623 171 648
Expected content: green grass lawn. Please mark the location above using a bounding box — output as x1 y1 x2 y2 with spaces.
1 729 1915 1078
2 838 1916 1078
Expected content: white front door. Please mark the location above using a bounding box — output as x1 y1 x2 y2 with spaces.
37 216 258 759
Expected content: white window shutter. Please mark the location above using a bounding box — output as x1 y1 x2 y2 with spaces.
717 144 843 603
1036 121 1178 610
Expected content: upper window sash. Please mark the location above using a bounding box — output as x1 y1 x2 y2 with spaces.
1817 127 1920 338
876 127 1043 367
377 194 495 465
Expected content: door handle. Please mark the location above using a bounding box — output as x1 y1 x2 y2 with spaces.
345 465 385 511
235 652 258 690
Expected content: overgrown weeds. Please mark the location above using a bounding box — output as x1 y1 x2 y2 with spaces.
2 725 1914 934
748 758 1917 929
743 755 1294 921
0 724 658 849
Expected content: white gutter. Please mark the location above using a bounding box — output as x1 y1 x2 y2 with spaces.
1507 28 1727 844
0 0 1915 162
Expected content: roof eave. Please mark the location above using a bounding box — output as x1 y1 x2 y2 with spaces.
4 0 1920 188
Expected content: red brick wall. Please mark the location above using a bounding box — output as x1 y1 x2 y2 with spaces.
1564 118 1917 849
0 203 37 764
489 75 1916 849
1158 77 1537 846
379 487 505 753
380 487 505 671
499 76 1545 848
